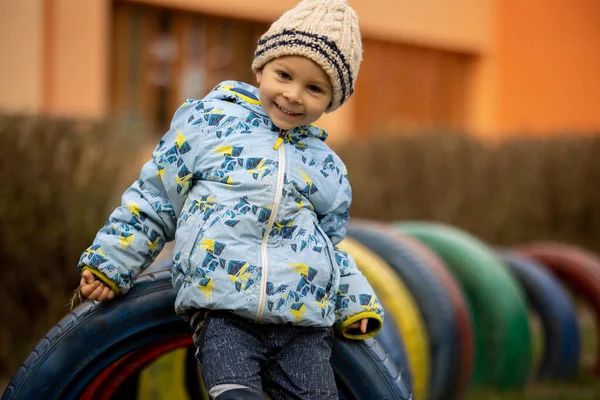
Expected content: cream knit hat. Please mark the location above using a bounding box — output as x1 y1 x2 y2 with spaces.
251 0 362 113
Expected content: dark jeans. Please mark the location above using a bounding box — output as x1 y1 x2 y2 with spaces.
192 311 338 400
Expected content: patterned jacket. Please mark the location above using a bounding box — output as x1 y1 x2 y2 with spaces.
78 81 383 338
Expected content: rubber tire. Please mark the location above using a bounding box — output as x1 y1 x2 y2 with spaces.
516 242 600 377
397 222 532 389
82 335 196 399
333 337 413 400
498 251 580 380
89 324 410 400
349 221 475 399
347 222 459 400
339 238 427 397
389 224 475 400
375 311 412 391
1 269 411 400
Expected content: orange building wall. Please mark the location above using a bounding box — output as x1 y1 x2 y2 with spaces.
496 0 600 135
0 0 44 113
128 0 493 53
45 0 111 118
3 0 600 137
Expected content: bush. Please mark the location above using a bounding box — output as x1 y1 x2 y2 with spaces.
336 131 600 253
0 113 151 378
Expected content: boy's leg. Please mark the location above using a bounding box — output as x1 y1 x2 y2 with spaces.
193 311 266 399
263 326 338 400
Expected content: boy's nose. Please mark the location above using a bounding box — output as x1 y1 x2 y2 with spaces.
284 87 303 104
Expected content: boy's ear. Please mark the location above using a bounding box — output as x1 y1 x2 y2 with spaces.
255 69 263 84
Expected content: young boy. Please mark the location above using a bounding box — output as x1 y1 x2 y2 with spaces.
78 0 384 399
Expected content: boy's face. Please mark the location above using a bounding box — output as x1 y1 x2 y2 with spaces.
256 56 333 130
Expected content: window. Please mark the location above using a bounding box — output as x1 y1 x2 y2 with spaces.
111 3 267 133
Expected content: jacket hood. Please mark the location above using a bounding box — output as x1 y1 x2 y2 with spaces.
202 80 328 142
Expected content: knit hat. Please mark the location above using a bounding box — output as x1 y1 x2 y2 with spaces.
251 0 362 113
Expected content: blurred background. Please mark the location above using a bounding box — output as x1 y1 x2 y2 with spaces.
3 0 600 139
1 0 600 398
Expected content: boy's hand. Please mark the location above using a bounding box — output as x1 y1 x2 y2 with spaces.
347 318 369 334
80 270 116 301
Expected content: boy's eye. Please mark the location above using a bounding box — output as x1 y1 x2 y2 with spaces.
277 71 291 80
308 85 323 93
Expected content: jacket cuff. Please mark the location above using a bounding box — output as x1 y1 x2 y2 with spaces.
81 266 122 295
337 311 383 340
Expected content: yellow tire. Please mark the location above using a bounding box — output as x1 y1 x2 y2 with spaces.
138 348 207 400
339 238 430 400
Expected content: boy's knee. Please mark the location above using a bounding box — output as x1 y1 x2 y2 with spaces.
211 384 265 400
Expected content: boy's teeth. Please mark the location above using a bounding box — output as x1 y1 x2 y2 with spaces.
276 103 299 115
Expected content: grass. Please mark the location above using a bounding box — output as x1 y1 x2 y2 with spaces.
466 305 598 400
467 375 600 400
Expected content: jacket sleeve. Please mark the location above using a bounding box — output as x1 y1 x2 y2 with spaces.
317 159 384 340
77 101 203 294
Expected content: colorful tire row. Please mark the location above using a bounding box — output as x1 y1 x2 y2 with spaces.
3 220 598 399
340 220 598 400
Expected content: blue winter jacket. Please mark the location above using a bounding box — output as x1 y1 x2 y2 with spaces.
78 81 384 338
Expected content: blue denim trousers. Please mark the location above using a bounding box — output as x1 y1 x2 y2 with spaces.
192 311 338 400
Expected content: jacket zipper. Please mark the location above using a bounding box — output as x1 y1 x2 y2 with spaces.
256 131 287 321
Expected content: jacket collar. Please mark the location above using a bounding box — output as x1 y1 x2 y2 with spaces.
203 80 328 142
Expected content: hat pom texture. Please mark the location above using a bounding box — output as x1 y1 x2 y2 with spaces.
252 0 362 112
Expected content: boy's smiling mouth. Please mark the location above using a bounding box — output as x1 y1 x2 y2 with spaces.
274 102 303 116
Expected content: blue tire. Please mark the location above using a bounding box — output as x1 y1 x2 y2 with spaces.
1 269 411 400
499 251 581 380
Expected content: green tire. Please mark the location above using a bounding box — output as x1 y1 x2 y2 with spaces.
396 222 532 389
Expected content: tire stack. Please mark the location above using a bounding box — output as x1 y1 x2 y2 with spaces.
343 220 590 400
2 220 598 400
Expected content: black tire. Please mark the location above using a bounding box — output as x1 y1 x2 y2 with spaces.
333 337 413 400
1 269 411 400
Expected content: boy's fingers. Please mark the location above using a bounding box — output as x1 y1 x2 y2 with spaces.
361 319 369 333
96 287 108 301
82 284 97 299
89 282 105 299
78 273 115 302
81 270 96 284
82 286 95 299
98 286 115 302
80 280 99 298
347 321 359 329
